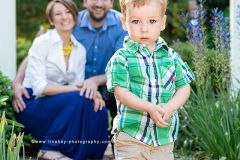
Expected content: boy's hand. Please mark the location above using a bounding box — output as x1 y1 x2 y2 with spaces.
159 103 173 121
148 104 169 128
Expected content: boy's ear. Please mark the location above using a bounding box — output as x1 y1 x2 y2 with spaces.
161 15 167 31
121 16 128 31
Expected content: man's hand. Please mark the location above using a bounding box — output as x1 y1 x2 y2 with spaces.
95 91 103 99
148 104 169 128
12 84 30 113
77 77 98 99
158 103 173 122
92 91 105 112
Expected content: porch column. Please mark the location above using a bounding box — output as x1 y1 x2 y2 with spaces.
0 1 16 81
230 0 240 95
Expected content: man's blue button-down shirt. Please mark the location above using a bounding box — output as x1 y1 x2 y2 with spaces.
72 9 128 79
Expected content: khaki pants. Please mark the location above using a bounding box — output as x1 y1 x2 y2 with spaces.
112 131 174 160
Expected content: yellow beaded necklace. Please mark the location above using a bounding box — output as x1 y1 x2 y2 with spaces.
63 41 72 56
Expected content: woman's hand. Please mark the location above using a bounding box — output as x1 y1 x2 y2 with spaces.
12 83 30 113
92 91 105 112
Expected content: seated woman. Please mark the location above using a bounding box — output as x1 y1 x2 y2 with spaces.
15 0 108 159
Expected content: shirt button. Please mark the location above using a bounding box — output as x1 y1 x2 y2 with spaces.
93 70 96 73
153 99 157 103
94 58 97 61
95 46 98 49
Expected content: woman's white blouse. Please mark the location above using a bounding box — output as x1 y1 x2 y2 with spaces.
22 29 86 98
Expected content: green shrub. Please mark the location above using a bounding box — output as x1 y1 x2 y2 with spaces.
0 71 16 140
0 111 25 160
180 89 240 159
17 39 31 69
0 71 35 149
0 89 25 159
174 1 239 159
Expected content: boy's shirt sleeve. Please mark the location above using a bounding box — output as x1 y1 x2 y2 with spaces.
173 50 195 88
105 51 129 92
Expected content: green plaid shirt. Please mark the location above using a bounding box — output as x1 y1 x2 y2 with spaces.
105 36 194 146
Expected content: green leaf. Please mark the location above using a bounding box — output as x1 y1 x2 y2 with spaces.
0 96 8 103
196 124 226 156
6 120 24 128
13 132 24 160
0 102 7 106
219 157 227 160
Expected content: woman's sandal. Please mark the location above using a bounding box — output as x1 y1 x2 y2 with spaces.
38 150 68 160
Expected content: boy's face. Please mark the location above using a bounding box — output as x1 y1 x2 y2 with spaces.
121 1 166 51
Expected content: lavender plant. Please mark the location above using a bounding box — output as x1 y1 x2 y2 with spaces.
210 8 231 91
177 0 240 159
181 0 209 91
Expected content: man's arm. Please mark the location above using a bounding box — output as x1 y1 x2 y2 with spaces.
114 85 169 128
77 74 107 99
12 57 28 87
11 57 29 113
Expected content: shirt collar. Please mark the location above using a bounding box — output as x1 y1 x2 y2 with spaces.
123 36 169 54
80 9 117 32
51 29 78 47
70 34 78 47
105 9 117 27
79 10 89 28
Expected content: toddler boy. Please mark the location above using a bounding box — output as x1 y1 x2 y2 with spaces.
105 0 195 159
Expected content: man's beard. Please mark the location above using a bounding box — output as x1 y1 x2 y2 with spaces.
89 7 109 22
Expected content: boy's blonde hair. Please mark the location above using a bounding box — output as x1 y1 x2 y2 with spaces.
120 0 168 18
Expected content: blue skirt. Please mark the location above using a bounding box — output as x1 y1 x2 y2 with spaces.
16 88 109 160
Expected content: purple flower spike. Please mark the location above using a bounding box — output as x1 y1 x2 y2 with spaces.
178 0 231 85
190 19 198 26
